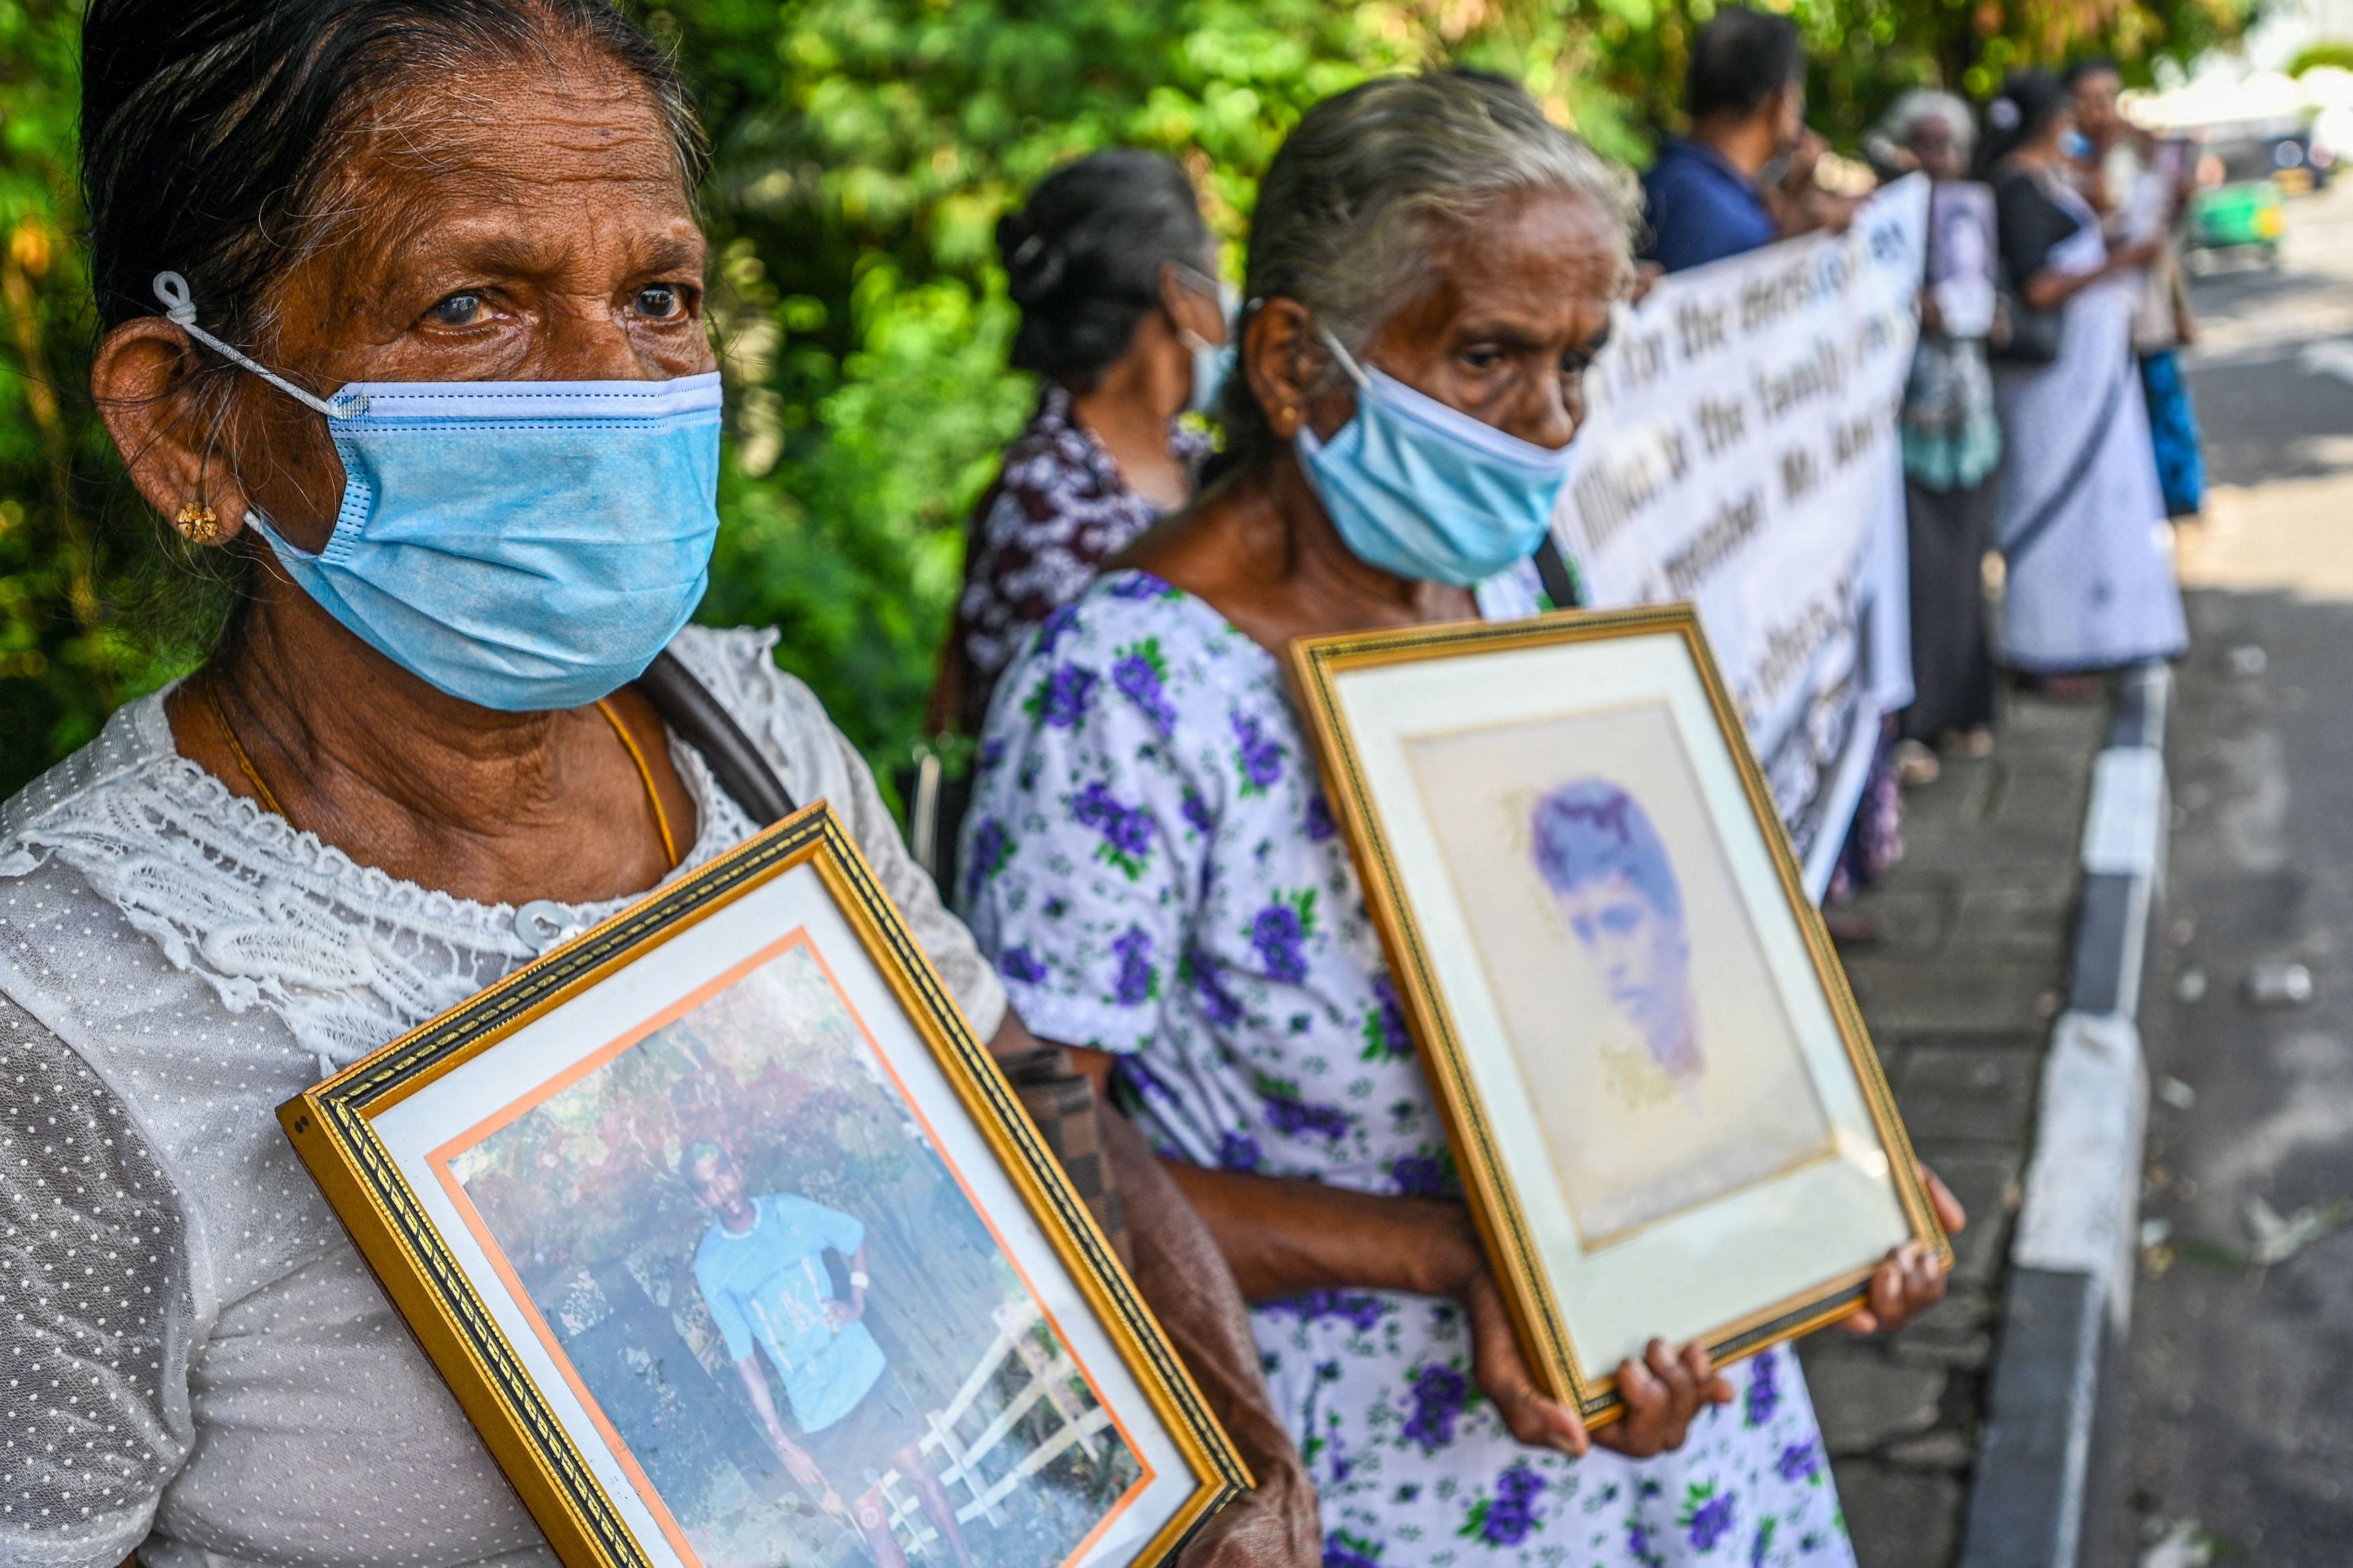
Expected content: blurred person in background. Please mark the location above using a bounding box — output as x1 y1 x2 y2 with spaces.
1640 3 1851 275
1982 70 2186 688
933 150 1228 740
1644 4 1897 903
2065 58 2207 520
1879 91 2003 784
961 71 1962 1568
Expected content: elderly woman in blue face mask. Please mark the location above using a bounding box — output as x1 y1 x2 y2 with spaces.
0 3 1322 1565
957 73 1965 1568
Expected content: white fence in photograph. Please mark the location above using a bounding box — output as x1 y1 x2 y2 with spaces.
879 1297 1118 1551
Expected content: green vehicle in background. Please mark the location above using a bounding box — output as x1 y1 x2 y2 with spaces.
2186 177 2287 265
2180 120 2309 270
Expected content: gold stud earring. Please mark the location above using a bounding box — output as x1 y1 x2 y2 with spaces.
173 501 223 546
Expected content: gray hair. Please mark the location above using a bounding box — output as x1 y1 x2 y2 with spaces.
1878 89 1977 159
1219 72 1638 468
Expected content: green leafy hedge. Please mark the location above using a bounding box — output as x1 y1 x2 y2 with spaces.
0 0 2249 801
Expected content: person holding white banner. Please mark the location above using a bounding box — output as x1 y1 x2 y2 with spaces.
1640 6 1854 276
961 71 1961 1568
1982 70 2187 684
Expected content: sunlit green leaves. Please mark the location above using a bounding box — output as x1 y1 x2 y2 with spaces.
0 0 2256 802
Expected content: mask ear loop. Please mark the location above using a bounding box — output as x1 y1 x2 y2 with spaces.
1314 324 1372 390
152 272 368 419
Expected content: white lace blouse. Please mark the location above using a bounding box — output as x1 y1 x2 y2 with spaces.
0 626 1006 1568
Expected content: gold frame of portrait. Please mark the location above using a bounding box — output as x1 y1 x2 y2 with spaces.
278 800 1249 1568
1289 602 1951 1427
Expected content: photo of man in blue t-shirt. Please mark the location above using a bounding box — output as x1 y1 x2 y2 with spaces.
686 1139 977 1568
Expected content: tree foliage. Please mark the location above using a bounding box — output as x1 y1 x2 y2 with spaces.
0 0 2248 798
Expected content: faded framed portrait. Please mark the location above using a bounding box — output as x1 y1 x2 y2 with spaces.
281 803 1245 1568
1291 604 1950 1424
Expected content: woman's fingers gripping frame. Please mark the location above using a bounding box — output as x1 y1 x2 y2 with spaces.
1464 1267 1592 1458
1466 1268 1734 1461
1841 1163 1966 1335
1593 1338 1734 1458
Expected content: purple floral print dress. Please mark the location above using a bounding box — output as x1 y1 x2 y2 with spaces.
958 569 1855 1568
944 386 1210 734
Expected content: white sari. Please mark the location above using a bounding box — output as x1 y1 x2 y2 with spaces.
1994 177 2187 673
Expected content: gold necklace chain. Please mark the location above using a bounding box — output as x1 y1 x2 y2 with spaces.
204 672 677 870
596 697 680 868
204 671 289 820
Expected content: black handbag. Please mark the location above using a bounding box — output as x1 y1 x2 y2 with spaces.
1991 287 2063 364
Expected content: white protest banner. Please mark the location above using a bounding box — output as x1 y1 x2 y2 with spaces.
1552 175 1927 898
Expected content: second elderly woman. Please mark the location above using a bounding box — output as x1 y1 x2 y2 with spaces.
961 73 1964 1568
0 1 1318 1564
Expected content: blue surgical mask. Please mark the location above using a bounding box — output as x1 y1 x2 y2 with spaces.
1176 272 1240 416
1294 329 1574 586
155 272 721 712
2062 128 2094 162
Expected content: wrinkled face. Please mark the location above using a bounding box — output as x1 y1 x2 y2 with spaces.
194 51 715 554
1554 871 1689 1048
2072 70 2125 147
689 1151 752 1225
1352 187 1624 450
1910 119 1965 183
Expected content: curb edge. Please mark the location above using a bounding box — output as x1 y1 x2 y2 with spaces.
1956 663 2169 1568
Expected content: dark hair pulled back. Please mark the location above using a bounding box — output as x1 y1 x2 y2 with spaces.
81 0 707 343
1684 5 1806 122
1975 70 2069 175
997 149 1210 393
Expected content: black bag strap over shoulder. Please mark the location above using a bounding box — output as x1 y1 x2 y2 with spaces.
633 649 799 827
1533 536 1583 610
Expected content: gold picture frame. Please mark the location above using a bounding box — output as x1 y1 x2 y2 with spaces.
1291 603 1950 1426
280 801 1247 1568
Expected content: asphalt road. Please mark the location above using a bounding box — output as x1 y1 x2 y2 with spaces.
2100 180 2353 1566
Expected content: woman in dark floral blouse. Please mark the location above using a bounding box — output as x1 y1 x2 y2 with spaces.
936 149 1228 737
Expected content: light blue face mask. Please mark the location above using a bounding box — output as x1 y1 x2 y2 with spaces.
1172 265 1238 416
155 272 721 712
1294 329 1575 587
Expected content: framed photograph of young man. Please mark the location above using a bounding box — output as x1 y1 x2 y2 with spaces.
1290 604 1951 1425
280 802 1246 1568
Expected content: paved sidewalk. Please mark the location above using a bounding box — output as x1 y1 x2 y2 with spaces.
1794 690 2108 1567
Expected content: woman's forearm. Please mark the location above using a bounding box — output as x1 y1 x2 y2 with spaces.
2022 267 2095 311
1162 1161 1477 1303
1051 1042 1480 1304
1101 1114 1310 1469
998 1030 1316 1519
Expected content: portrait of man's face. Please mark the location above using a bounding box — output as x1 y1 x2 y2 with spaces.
688 1147 752 1226
1552 868 1692 1066
1527 777 1702 1083
1402 694 1841 1249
